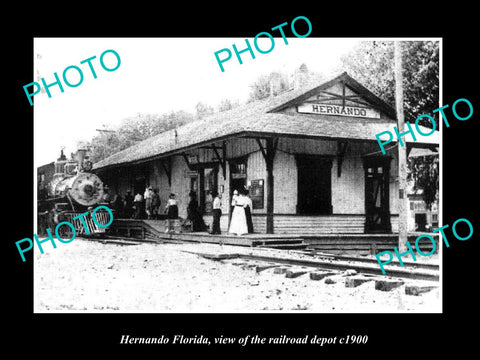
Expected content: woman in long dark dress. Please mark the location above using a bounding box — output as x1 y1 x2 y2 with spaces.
187 191 207 232
244 190 254 233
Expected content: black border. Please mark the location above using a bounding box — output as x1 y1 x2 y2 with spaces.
7 6 478 356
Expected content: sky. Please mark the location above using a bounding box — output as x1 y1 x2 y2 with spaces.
33 37 363 166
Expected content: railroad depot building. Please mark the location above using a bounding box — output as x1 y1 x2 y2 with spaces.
93 72 439 236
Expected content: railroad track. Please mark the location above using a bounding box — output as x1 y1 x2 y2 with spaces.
87 235 440 294
181 249 439 281
181 249 439 295
294 249 439 272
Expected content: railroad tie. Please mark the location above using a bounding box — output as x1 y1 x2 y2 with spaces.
404 283 438 296
285 268 309 279
375 279 405 291
345 276 375 288
273 267 290 274
255 264 279 273
309 271 336 281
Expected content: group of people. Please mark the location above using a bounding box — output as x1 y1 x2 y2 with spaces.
102 184 254 236
184 189 254 236
103 186 178 222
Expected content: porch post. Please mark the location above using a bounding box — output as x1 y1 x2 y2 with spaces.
255 137 278 233
266 144 274 233
265 138 278 234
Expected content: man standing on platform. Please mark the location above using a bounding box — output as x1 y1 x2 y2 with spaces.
211 192 222 234
144 187 154 219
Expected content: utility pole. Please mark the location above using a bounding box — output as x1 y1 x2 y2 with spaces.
394 41 408 252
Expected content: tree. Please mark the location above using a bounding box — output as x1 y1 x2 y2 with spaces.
340 40 440 208
247 71 290 102
247 65 325 102
195 102 214 119
408 155 439 210
82 110 196 163
339 41 439 127
217 98 240 112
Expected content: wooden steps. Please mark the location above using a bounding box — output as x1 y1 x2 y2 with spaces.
110 219 184 241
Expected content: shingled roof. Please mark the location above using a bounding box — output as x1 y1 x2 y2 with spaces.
93 72 439 171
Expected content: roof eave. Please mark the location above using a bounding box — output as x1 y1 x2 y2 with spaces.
93 129 439 172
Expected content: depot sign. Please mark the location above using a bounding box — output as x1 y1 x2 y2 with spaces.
297 103 381 118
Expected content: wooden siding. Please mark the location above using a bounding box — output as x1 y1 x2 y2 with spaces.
274 215 365 234
273 151 297 214
248 214 365 234
278 137 337 155
148 159 173 210
227 138 258 158
331 156 364 214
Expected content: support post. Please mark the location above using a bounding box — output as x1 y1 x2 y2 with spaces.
262 138 278 234
161 158 172 187
222 141 227 180
394 41 408 253
182 153 193 170
212 143 226 180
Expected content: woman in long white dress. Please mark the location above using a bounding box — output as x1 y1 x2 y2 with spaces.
228 191 248 235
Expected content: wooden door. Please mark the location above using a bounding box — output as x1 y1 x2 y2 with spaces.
296 156 332 215
364 157 391 233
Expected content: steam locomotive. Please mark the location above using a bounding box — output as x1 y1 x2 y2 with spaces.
38 149 112 236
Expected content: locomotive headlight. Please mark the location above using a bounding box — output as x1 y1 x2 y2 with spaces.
69 172 104 206
81 183 94 197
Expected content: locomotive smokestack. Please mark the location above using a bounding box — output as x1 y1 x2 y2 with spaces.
54 148 67 175
57 149 67 161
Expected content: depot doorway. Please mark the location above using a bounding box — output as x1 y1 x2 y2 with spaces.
296 155 333 215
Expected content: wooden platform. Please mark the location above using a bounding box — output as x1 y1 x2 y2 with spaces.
108 219 438 254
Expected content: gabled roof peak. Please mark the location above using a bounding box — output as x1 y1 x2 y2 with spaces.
267 71 396 119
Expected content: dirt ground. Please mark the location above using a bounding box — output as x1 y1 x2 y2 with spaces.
34 238 441 313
